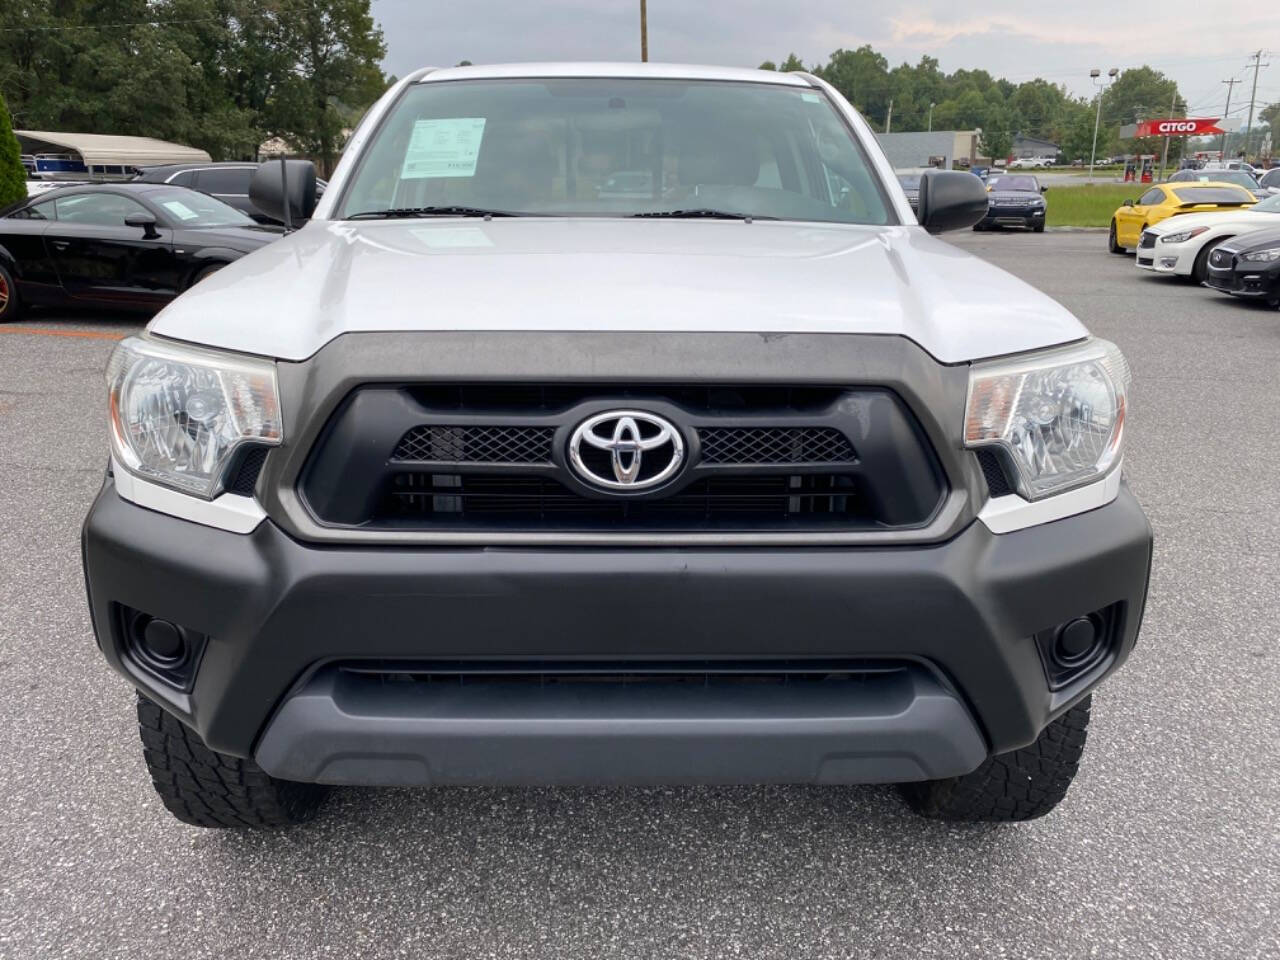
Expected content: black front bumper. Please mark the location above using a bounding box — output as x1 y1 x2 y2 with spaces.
980 206 1045 228
1206 262 1280 299
83 482 1152 786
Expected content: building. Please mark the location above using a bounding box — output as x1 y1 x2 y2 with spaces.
16 131 210 180
1010 135 1059 161
875 130 982 170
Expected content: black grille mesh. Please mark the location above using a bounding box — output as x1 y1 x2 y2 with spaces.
226 447 268 496
385 472 861 528
1139 232 1157 249
392 425 555 464
698 426 856 464
974 449 1014 497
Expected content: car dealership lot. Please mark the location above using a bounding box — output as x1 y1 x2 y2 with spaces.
1 232 1277 959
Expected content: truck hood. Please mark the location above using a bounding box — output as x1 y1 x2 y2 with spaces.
148 218 1087 363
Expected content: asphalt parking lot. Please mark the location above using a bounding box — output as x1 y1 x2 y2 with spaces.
1 231 1277 960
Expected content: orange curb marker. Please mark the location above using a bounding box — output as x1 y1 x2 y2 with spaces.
0 326 127 341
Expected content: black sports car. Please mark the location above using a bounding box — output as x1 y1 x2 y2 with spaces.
1204 225 1280 306
0 183 282 321
974 174 1047 232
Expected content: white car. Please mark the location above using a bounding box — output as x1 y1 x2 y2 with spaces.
1136 193 1280 281
1008 158 1052 170
79 61 1151 829
24 178 89 197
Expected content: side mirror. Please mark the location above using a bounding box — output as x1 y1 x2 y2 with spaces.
249 159 317 227
1123 199 1135 207
124 212 159 239
917 170 989 234
1041 185 1048 194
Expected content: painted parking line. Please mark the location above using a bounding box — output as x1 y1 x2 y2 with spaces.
0 326 127 341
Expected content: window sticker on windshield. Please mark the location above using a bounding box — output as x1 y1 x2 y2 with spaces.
401 117 487 179
801 93 820 103
161 200 199 221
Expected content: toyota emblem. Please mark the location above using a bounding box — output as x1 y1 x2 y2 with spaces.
568 410 685 491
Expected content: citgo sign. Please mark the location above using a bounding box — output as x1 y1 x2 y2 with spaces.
1133 118 1224 137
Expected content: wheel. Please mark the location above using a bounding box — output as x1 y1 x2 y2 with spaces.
0 262 21 322
1191 237 1231 284
189 263 225 288
900 695 1091 822
972 222 985 231
1033 223 1045 233
1108 221 1126 254
136 694 329 828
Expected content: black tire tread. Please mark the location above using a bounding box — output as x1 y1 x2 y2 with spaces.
901 695 1091 822
0 262 20 322
136 694 328 828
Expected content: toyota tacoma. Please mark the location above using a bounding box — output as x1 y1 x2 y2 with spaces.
82 63 1152 828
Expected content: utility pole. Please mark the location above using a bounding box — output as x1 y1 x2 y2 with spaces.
1220 78 1240 158
1089 68 1119 182
1158 86 1179 181
885 99 893 134
927 102 935 132
639 0 647 62
1243 50 1269 159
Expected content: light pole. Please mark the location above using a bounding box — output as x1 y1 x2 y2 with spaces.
1089 67 1119 182
927 102 936 132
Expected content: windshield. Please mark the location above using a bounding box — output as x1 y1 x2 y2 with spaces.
986 175 1038 192
149 189 254 227
1251 194 1280 213
338 78 892 224
1169 185 1255 205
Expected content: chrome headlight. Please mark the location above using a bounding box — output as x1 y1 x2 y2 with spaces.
1240 246 1280 262
965 339 1130 500
106 337 282 499
1160 226 1209 244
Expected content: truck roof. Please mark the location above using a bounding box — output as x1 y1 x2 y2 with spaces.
415 62 814 87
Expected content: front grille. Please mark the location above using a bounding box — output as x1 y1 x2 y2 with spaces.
382 472 863 530
1139 231 1157 249
225 446 268 496
299 383 946 534
392 425 554 464
974 448 1014 497
698 426 856 464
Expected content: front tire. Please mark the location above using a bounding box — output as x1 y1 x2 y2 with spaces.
137 694 329 828
1191 237 1231 284
0 262 21 322
1108 221 1126 254
901 696 1091 822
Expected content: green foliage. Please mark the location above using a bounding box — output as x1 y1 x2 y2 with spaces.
0 0 389 166
762 46 1183 163
0 92 25 208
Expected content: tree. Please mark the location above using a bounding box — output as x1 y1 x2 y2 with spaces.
778 53 805 73
0 93 25 209
978 107 1013 163
268 0 387 176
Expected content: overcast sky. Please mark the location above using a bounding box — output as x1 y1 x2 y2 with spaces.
371 1 1278 121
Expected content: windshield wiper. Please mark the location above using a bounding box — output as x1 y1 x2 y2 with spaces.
346 206 522 220
631 208 774 221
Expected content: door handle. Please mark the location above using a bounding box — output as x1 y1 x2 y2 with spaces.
49 240 70 251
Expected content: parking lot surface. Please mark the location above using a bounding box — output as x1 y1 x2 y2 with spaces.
1 231 1277 959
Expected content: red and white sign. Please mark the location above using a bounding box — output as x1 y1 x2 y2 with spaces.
1133 117 1224 137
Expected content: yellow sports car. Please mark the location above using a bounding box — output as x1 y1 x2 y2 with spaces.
1109 181 1256 253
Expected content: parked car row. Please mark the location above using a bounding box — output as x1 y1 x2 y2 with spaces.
897 170 1048 233
1107 178 1280 306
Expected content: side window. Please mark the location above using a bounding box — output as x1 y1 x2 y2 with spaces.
9 198 57 220
54 193 151 226
196 168 251 195
168 170 197 187
1138 188 1164 206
